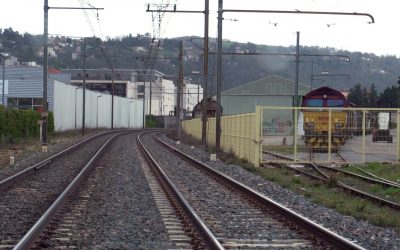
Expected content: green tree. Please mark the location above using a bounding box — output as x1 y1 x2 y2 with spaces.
380 85 400 108
348 83 363 106
368 83 378 107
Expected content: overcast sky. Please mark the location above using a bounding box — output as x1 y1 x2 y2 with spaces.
1 0 398 57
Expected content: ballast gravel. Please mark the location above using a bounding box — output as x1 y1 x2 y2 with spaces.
160 134 400 250
52 132 175 249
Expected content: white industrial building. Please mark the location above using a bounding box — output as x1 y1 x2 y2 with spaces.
65 69 203 117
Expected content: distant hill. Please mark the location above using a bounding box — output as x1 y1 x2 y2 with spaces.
1 27 399 94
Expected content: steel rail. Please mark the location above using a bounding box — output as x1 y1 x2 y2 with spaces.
137 131 223 250
262 151 400 210
339 159 400 188
317 164 400 189
155 134 365 250
287 164 327 181
13 131 127 250
350 164 400 187
0 130 120 189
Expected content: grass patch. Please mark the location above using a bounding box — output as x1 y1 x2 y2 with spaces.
345 162 400 183
242 164 400 230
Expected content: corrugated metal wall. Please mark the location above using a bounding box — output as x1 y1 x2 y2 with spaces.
53 81 143 131
1 67 55 110
183 107 261 166
222 96 292 115
221 75 311 116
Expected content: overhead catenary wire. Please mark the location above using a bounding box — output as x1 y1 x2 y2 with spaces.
78 0 96 37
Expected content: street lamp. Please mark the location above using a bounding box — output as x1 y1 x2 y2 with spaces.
128 100 133 128
96 95 102 129
0 53 9 107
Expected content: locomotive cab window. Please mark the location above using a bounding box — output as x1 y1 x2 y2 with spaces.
327 99 345 107
306 99 323 107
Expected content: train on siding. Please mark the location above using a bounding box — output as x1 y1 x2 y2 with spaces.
301 87 350 150
301 86 393 150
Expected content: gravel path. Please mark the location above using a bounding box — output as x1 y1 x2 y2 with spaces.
160 133 400 249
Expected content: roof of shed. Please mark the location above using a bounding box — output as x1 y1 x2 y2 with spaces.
222 75 311 96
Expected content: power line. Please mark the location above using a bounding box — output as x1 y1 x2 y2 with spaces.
78 0 96 36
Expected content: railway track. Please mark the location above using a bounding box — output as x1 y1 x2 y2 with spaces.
262 150 400 210
139 131 364 249
0 131 127 249
335 153 400 188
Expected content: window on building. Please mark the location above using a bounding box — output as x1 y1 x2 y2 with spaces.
7 98 17 108
33 98 42 105
18 98 33 109
33 98 43 110
115 84 124 91
138 85 145 93
138 94 144 99
77 73 82 79
7 97 44 110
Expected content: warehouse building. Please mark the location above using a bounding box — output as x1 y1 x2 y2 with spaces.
221 75 311 115
0 67 70 111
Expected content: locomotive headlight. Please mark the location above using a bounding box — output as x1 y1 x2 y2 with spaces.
306 122 315 128
335 123 343 128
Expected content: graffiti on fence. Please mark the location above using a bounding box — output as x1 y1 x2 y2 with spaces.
263 118 293 135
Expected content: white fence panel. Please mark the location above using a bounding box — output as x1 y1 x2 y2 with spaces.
53 81 144 131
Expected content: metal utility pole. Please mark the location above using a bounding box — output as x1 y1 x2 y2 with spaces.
310 62 315 90
295 31 300 107
149 74 152 117
74 87 78 131
197 83 200 103
111 67 114 130
146 2 209 144
82 37 87 135
176 41 184 141
42 2 103 143
216 0 223 153
1 54 6 106
42 0 49 147
128 100 133 128
201 0 209 146
142 74 146 129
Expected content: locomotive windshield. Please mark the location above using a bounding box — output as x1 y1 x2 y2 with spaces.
306 99 323 107
305 98 345 107
327 99 345 107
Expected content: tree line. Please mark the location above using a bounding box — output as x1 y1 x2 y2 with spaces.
348 79 400 108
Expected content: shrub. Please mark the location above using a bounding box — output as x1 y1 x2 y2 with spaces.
0 107 55 143
145 115 158 128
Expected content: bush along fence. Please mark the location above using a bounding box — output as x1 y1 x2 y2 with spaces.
0 106 54 143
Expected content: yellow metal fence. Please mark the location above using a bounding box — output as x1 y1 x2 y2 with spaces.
183 106 400 166
182 106 261 166
261 106 400 164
